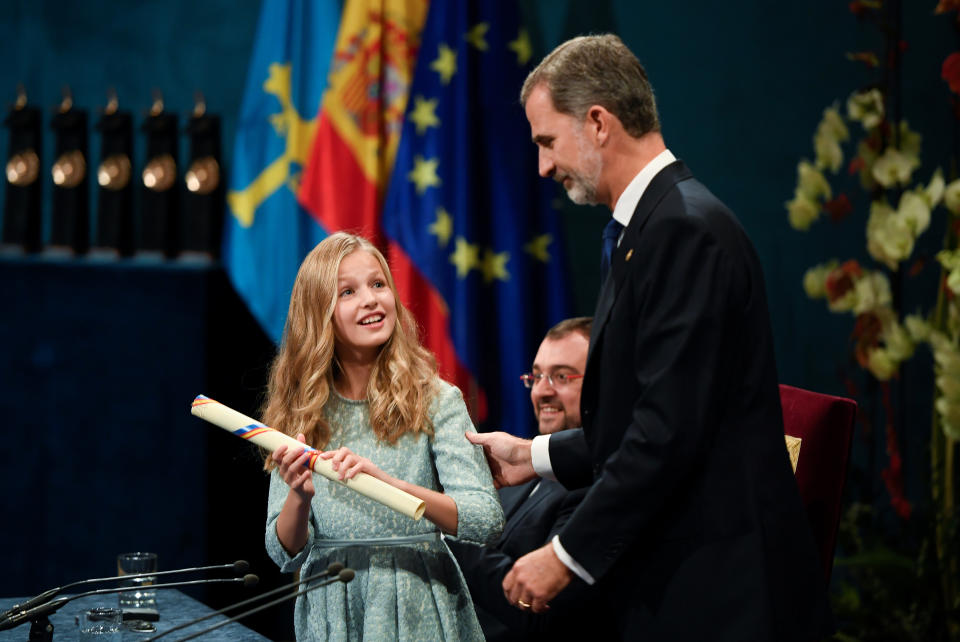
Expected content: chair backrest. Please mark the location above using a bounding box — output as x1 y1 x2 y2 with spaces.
779 384 857 585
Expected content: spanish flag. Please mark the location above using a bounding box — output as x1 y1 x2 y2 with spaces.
297 0 428 250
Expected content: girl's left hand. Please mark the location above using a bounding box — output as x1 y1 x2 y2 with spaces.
320 447 391 483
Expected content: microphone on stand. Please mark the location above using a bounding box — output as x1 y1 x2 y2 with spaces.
145 562 344 641
3 560 250 617
169 568 354 642
146 562 345 640
0 575 258 632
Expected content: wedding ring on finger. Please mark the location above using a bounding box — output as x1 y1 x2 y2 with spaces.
517 599 531 609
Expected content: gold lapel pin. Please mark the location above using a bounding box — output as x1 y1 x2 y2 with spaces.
625 249 633 261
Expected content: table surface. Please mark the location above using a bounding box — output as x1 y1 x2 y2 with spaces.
0 589 272 641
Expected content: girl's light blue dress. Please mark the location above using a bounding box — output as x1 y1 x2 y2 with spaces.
265 380 504 641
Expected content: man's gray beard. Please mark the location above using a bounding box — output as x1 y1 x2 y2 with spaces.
565 178 598 205
565 131 603 205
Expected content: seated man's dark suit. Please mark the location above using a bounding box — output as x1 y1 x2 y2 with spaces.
548 160 832 641
448 479 604 641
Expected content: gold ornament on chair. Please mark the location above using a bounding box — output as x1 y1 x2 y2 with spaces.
784 434 802 473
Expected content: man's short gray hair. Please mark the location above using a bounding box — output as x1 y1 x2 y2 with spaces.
520 34 659 138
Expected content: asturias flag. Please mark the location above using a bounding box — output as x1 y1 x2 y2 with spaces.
382 1 571 436
223 0 343 342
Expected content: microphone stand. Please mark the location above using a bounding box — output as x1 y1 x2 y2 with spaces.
28 616 51 642
170 569 354 642
1 575 258 641
5 560 250 617
145 562 344 641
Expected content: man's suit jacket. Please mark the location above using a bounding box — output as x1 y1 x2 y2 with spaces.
548 161 831 641
448 480 602 641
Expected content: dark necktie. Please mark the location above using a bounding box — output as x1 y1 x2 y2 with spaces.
600 219 624 283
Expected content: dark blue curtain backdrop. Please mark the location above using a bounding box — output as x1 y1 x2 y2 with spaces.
0 1 953 638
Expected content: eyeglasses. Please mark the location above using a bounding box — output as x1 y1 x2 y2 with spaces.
519 372 585 389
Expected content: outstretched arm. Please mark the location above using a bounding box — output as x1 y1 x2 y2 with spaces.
465 431 537 487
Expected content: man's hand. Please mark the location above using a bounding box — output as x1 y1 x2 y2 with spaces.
465 431 537 488
503 542 573 613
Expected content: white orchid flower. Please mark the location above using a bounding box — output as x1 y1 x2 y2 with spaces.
853 272 893 315
787 190 820 231
934 396 960 440
872 148 920 188
944 178 960 215
867 347 897 380
936 249 960 271
814 130 844 173
934 343 960 378
898 191 931 236
923 168 945 208
803 261 838 299
898 121 922 159
866 200 912 269
904 314 931 342
847 89 884 129
820 105 850 141
883 320 914 362
947 270 960 296
798 160 833 201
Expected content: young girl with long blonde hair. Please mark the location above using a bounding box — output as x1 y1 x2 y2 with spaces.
263 232 503 640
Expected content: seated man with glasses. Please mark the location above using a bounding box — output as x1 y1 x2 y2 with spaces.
448 317 609 641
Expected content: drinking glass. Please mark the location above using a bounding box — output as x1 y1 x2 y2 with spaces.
77 606 122 640
117 552 158 610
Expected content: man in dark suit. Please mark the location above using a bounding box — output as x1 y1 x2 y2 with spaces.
449 317 598 641
467 34 831 641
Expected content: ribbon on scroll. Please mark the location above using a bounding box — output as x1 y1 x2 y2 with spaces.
191 395 425 520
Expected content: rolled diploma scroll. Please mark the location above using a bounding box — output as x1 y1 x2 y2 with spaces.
191 395 425 520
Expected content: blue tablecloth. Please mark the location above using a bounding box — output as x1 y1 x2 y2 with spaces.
0 590 271 641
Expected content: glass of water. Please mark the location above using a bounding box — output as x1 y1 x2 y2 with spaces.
116 552 158 610
78 606 122 640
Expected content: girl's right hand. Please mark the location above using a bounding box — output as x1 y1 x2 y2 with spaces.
273 434 316 500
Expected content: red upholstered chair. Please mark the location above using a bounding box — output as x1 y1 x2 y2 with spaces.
779 384 857 585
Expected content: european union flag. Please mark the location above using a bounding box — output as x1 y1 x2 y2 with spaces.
222 0 342 342
382 1 570 436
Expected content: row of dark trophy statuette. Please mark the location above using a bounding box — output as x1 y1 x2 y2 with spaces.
2 86 223 260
